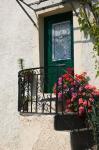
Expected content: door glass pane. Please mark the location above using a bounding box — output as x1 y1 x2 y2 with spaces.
52 21 71 61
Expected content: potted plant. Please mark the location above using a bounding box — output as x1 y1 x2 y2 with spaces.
53 68 99 129
53 68 99 116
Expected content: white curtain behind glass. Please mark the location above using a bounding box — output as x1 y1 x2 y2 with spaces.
52 21 71 61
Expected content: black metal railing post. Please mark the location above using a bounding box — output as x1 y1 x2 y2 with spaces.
56 65 59 114
36 74 38 113
18 73 21 111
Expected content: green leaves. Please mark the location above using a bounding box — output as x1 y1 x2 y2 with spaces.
96 70 99 78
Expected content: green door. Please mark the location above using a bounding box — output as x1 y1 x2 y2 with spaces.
44 12 74 92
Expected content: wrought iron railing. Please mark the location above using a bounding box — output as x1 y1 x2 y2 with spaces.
18 65 66 114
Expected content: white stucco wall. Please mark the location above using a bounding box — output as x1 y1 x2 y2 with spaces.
73 13 99 87
0 0 98 150
0 0 36 149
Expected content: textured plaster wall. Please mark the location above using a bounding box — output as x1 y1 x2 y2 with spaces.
19 116 71 150
0 0 98 150
73 13 99 87
0 0 38 149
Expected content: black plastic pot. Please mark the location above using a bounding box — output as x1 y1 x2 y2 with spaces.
54 113 86 131
71 129 94 150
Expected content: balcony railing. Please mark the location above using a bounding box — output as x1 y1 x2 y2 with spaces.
18 65 66 114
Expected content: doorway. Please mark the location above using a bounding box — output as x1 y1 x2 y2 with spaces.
44 12 74 92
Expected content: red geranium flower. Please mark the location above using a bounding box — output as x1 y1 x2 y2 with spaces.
53 67 99 117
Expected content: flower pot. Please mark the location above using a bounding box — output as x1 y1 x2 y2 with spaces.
54 113 86 131
71 129 94 150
